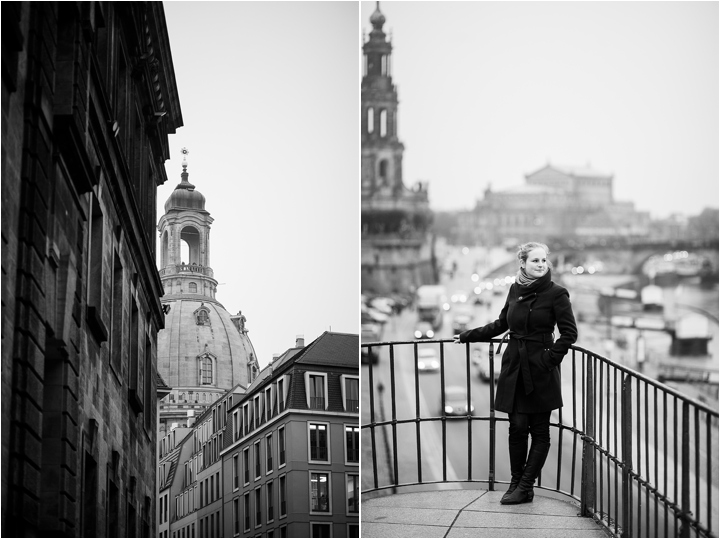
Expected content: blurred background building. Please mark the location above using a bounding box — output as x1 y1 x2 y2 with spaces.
1 2 182 536
361 4 437 298
456 162 652 248
156 156 260 438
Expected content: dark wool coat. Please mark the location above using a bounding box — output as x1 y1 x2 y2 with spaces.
459 271 578 413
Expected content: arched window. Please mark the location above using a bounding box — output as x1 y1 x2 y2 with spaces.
380 109 387 137
379 159 389 185
161 231 169 267
189 282 197 293
198 353 215 385
367 107 374 134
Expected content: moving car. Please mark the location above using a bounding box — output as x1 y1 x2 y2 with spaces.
479 356 502 382
443 386 474 416
471 346 502 382
451 304 474 333
416 347 440 372
414 321 435 340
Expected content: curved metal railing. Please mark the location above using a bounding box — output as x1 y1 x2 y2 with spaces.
361 339 718 538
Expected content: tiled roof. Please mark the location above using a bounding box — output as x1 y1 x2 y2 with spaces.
294 331 358 367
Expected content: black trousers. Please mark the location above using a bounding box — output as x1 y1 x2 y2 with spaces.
508 409 551 447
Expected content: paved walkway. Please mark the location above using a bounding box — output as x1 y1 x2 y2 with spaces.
362 489 612 538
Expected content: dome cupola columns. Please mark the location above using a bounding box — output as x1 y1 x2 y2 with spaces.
158 148 219 301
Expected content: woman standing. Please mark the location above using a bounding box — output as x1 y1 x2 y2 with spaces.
454 242 577 504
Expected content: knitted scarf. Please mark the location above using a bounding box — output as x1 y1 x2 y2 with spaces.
516 267 552 291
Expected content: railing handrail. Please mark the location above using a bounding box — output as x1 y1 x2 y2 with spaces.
362 339 719 416
361 338 719 538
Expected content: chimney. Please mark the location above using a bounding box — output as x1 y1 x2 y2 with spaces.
296 335 305 348
187 410 195 427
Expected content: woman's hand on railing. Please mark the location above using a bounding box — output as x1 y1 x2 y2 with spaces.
452 334 461 344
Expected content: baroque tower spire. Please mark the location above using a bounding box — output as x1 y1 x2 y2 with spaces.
156 150 260 437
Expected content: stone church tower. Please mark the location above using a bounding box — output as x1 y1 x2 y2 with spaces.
156 151 259 436
361 3 436 296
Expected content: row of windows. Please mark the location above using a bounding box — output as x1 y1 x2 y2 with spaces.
232 374 359 443
231 472 359 536
231 423 359 493
365 106 394 138
176 470 221 519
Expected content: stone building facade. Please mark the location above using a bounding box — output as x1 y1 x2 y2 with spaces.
156 156 260 438
464 163 651 247
361 4 436 297
1 2 181 536
156 332 359 538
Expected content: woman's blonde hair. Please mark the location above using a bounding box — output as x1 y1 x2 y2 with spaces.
516 241 553 269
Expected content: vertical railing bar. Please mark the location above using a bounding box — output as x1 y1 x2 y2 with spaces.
441 341 447 482
663 391 668 539
367 344 379 489
706 412 712 538
570 350 577 497
413 341 422 485
644 380 650 536
582 352 586 434
389 344 399 486
636 377 642 537
613 365 619 533
674 395 679 535
694 407 700 536
606 362 612 523
621 373 633 539
466 340 473 482
556 405 563 491
488 342 496 491
680 401 690 538
581 354 596 517
599 359 604 521
654 385 659 537
614 459 620 536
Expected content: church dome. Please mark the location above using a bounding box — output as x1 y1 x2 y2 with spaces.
157 298 256 390
164 180 206 212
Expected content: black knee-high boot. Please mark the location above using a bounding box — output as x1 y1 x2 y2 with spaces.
500 441 550 505
500 439 528 503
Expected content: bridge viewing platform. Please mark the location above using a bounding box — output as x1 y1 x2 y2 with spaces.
361 339 718 538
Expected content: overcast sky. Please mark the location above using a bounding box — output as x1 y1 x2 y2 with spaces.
360 1 719 218
161 2 359 367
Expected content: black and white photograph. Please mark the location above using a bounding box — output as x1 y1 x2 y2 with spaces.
2 2 359 538
359 1 718 538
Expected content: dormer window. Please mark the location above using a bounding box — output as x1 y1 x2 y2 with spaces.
194 305 210 326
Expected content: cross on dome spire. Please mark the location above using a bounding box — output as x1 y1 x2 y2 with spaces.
177 147 195 189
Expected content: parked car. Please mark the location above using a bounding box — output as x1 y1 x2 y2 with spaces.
443 386 474 415
416 347 440 372
361 323 381 365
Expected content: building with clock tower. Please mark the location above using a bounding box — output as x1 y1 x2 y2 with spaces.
361 3 436 297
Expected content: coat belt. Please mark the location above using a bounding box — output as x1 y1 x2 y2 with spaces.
496 332 554 395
